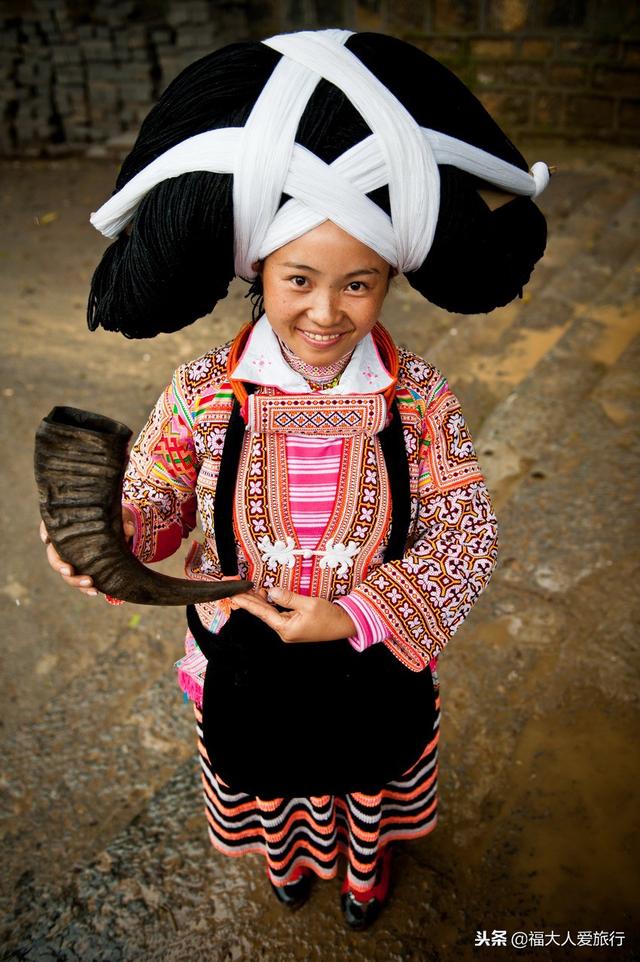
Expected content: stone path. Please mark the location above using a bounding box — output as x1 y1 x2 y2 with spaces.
0 145 638 961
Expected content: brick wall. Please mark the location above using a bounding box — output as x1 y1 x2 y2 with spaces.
394 0 640 146
1 0 638 156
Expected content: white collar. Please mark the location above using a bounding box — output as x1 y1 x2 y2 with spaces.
229 315 394 395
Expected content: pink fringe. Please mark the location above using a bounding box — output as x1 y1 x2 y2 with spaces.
177 669 204 704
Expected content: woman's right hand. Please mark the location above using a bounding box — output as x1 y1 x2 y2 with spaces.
39 510 136 597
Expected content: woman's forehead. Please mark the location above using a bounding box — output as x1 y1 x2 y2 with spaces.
266 221 391 271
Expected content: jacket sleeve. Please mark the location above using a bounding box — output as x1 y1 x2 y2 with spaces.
121 370 198 563
346 376 499 671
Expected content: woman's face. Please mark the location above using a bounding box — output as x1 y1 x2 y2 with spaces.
259 220 394 366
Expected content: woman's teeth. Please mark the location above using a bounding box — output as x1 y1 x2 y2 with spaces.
300 330 343 342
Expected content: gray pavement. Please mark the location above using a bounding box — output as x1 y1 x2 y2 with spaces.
0 144 638 961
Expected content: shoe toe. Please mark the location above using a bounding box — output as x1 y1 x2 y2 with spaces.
340 891 381 930
270 873 312 910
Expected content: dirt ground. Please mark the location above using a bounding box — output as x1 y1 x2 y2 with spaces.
0 144 639 962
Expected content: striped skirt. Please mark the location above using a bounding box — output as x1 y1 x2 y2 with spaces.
193 677 440 894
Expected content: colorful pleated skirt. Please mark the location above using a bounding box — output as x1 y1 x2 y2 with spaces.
193 674 440 895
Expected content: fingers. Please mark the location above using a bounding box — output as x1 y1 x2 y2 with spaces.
232 590 276 617
122 507 136 544
231 589 321 643
231 590 290 633
41 523 98 596
233 592 356 644
266 586 312 610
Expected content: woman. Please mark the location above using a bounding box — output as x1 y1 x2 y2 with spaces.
41 28 549 929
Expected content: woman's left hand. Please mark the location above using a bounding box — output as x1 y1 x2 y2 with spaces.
230 586 356 643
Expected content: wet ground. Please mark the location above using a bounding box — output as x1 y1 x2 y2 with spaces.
0 143 639 962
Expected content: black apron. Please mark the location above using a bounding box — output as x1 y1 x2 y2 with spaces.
187 391 436 799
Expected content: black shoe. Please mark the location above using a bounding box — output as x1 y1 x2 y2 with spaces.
269 871 312 910
340 846 393 930
340 889 384 930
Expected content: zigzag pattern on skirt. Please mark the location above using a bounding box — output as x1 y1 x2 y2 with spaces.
194 691 440 894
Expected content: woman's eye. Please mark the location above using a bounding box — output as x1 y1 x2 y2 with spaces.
290 275 307 287
347 280 367 292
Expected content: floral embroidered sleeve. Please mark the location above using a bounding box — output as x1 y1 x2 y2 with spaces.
346 376 499 671
121 370 198 563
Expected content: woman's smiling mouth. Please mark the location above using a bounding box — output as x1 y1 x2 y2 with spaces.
296 329 348 345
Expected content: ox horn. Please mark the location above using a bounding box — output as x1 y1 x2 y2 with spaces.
34 406 252 605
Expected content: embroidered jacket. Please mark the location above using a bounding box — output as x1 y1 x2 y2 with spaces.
122 339 498 672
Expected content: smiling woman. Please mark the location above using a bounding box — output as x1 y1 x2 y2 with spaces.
41 26 549 932
258 221 393 365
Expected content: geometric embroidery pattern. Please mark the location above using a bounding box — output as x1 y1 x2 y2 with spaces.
248 392 388 436
353 480 498 671
425 390 484 492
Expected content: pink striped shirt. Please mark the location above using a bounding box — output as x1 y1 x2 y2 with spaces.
285 433 389 651
285 435 343 593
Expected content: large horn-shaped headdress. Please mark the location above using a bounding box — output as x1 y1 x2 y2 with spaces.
34 407 251 605
86 29 550 339
91 29 549 281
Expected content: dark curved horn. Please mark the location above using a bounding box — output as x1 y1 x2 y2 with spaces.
34 406 252 605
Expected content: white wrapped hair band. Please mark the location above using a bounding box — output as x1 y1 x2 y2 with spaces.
90 28 550 278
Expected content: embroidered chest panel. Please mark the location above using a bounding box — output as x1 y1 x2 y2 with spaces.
247 391 388 437
233 429 392 597
190 382 424 599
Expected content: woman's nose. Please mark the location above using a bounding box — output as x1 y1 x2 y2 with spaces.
306 288 340 326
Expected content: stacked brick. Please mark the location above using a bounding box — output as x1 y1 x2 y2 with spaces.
156 1 239 94
0 0 638 156
1 0 249 155
2 9 60 154
379 0 640 145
